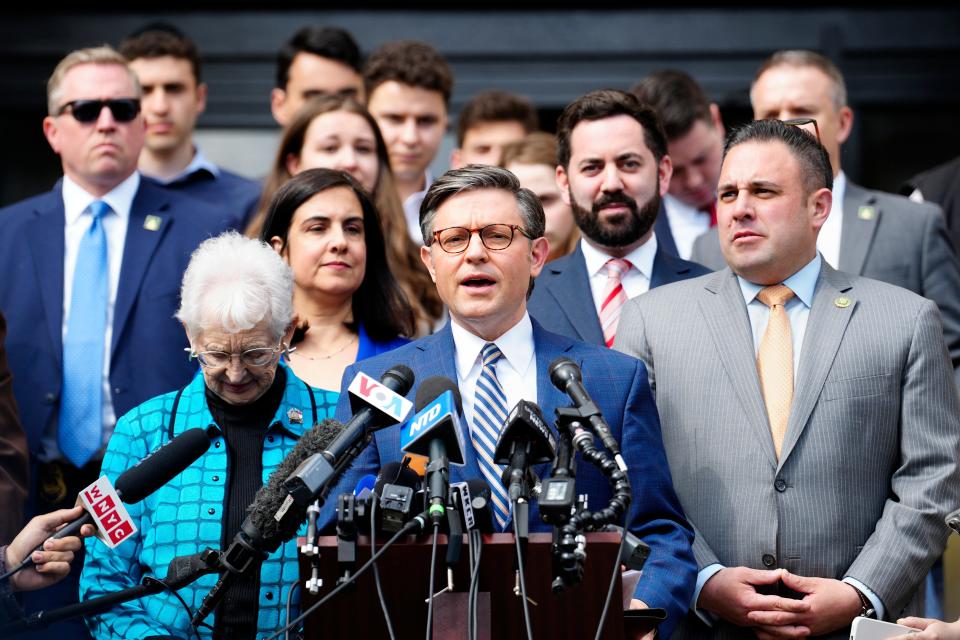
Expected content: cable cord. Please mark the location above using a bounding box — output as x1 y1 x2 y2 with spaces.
512 500 534 640
284 583 298 640
468 529 483 640
141 576 205 640
424 523 440 640
370 498 397 640
593 529 629 640
263 515 426 640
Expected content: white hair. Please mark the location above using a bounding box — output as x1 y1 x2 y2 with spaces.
176 231 294 340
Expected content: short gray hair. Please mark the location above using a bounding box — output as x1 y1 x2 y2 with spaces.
419 165 546 245
47 46 141 115
176 232 294 340
752 49 847 111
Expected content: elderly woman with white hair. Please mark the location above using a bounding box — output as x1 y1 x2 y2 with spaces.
79 232 336 640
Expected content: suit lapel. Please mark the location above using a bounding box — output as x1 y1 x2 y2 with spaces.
778 264 855 464
112 183 171 355
415 326 483 483
699 270 778 468
532 321 575 480
650 245 695 289
838 181 879 275
653 203 679 257
542 246 604 344
25 192 67 361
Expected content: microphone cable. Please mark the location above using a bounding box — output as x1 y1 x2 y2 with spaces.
592 529 628 640
424 522 441 640
283 583 299 640
264 511 429 640
511 498 535 640
369 497 397 640
467 528 483 640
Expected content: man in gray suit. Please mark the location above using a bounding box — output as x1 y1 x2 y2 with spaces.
616 119 960 639
691 50 960 384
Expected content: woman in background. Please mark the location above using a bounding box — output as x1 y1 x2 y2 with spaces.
261 168 413 391
248 95 442 334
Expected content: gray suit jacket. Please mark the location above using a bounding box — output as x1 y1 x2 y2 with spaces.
615 264 960 639
691 182 960 385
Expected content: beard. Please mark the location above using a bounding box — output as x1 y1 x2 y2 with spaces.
569 188 661 249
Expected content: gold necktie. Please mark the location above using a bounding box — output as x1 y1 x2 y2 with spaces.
756 284 795 458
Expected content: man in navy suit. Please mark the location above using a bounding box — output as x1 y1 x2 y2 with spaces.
322 165 696 638
0 46 230 639
527 90 709 347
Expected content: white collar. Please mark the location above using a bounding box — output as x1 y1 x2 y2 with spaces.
62 172 139 225
450 312 535 379
580 233 659 279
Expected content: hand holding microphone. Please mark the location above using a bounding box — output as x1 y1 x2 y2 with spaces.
3 506 96 592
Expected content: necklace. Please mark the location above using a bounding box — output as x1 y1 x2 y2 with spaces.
291 334 358 361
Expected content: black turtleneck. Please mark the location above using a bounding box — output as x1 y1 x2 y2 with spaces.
205 366 286 639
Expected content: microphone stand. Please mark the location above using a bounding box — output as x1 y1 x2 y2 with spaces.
0 550 221 637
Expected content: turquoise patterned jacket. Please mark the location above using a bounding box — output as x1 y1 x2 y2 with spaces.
80 363 337 639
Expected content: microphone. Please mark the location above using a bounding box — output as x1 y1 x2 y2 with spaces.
451 478 495 534
401 377 466 525
192 418 346 626
1 427 213 582
947 508 960 535
374 460 423 533
549 357 626 471
283 366 415 507
493 400 556 502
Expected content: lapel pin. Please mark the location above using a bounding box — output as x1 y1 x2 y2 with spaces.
143 215 162 231
857 205 876 221
834 297 851 308
287 407 303 424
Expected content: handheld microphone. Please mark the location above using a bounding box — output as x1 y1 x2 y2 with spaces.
283 366 415 507
549 357 626 471
1 426 214 582
452 478 495 534
374 459 423 533
192 419 345 626
493 400 556 502
401 377 466 525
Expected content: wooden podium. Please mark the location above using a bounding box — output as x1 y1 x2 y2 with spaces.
299 531 664 640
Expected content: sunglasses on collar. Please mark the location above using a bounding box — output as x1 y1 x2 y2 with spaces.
56 98 141 124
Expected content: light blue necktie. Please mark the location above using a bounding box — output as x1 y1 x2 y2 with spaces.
59 200 110 467
472 343 511 530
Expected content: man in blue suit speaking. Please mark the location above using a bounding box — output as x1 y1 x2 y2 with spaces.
322 165 696 637
0 46 231 639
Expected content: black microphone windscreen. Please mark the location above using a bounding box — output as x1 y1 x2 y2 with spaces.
415 376 463 414
384 364 415 394
548 357 580 389
464 478 495 534
374 461 422 496
247 419 346 544
114 427 212 503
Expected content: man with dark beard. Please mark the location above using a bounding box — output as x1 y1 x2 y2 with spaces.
528 90 708 347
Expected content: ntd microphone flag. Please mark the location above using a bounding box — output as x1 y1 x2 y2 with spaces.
401 389 466 465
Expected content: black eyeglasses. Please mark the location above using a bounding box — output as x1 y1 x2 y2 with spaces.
782 118 821 144
57 98 141 124
431 223 531 254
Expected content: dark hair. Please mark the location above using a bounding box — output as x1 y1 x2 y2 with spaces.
420 165 545 244
259 168 415 341
119 24 201 83
556 89 668 168
456 90 538 146
631 69 712 141
724 119 833 195
364 40 454 105
276 26 362 89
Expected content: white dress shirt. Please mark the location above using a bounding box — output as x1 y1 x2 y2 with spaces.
816 171 846 269
663 194 713 260
450 313 537 435
580 235 658 315
43 172 139 461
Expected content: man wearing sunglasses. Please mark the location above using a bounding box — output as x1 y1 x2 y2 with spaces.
692 50 960 387
0 46 232 639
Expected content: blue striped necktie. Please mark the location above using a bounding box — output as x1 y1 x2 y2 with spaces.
59 199 110 467
472 343 511 530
